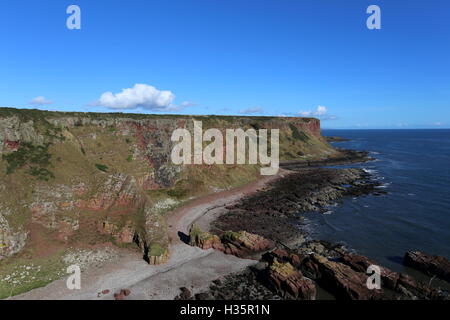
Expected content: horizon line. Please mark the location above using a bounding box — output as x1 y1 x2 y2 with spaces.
1 106 448 130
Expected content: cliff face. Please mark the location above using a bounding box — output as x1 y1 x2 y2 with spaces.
0 108 336 266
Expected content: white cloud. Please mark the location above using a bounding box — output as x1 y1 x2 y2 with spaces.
298 105 327 117
297 105 337 120
239 106 263 115
93 84 178 111
30 96 53 105
179 101 197 108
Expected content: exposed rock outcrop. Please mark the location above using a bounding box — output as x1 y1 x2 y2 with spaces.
340 253 399 290
0 214 28 259
189 224 274 259
189 224 224 251
221 231 275 258
264 258 316 300
302 254 383 300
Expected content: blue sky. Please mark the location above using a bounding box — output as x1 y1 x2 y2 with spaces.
1 0 449 128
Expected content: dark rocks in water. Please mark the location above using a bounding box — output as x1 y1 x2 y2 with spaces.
325 136 350 143
395 273 442 300
188 224 224 251
212 168 382 246
337 252 448 300
340 253 399 290
404 251 450 283
304 254 383 300
280 149 371 170
296 240 347 259
195 245 449 300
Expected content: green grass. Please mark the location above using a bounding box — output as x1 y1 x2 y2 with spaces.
148 243 166 257
189 224 216 242
95 163 109 172
222 230 241 242
0 106 316 122
0 251 66 299
2 142 54 180
289 124 310 143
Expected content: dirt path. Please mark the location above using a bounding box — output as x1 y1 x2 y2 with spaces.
166 170 287 246
11 171 287 300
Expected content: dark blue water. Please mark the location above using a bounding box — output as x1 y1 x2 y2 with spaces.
304 129 450 272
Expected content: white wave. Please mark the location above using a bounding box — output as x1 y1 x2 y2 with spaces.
362 168 378 174
375 182 391 189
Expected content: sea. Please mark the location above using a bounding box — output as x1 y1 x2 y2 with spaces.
302 129 450 274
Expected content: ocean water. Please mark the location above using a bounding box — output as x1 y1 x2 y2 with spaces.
302 129 450 272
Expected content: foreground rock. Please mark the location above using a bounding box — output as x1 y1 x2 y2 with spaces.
221 231 275 258
189 224 224 250
189 224 274 259
263 247 449 300
340 253 399 290
305 254 383 300
264 258 316 300
113 289 131 300
404 251 450 283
